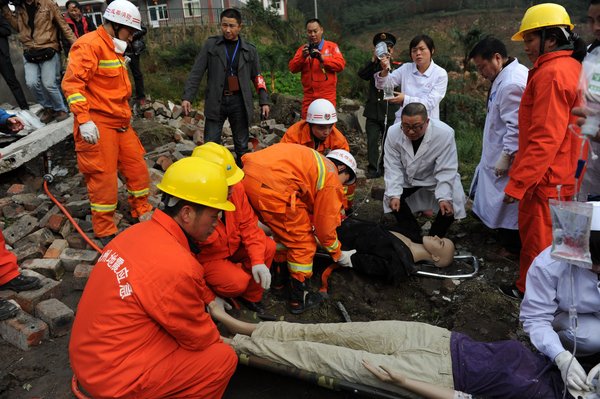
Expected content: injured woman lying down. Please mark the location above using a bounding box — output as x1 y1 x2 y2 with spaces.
210 304 597 399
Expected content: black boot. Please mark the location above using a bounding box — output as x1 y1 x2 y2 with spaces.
236 297 266 314
287 278 323 315
0 274 41 292
271 262 289 299
0 299 18 320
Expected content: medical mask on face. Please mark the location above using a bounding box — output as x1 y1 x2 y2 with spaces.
113 37 128 54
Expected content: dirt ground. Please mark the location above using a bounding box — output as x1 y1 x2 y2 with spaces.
0 118 525 399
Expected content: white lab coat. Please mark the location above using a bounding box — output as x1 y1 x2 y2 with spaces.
383 118 466 219
470 59 528 229
580 46 600 200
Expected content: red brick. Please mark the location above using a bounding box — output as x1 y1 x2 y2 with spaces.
0 305 48 350
6 184 25 195
14 277 62 314
34 299 73 337
156 156 173 171
43 239 68 259
143 109 154 119
73 264 94 290
46 214 66 233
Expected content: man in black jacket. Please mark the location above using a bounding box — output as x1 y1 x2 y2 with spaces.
0 13 28 109
182 8 270 167
357 32 400 179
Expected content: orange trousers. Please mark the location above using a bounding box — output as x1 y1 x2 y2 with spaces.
75 122 152 238
0 230 19 286
203 236 276 302
516 190 571 292
123 342 237 399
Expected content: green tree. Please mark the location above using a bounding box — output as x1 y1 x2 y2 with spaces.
452 27 486 71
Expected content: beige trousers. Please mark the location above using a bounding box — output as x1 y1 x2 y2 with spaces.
231 320 454 394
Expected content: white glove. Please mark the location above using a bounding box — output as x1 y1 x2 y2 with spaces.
212 297 232 312
251 264 271 289
555 351 591 391
336 249 357 268
494 152 512 177
79 121 99 144
587 362 600 390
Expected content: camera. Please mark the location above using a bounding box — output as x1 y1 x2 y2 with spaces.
308 42 320 58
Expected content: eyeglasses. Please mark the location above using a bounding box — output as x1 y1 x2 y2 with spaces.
401 122 427 132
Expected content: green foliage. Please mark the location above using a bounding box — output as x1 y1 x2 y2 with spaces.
451 27 486 70
433 55 460 73
153 40 202 68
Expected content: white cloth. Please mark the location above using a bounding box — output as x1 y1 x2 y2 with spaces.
383 118 466 219
470 58 528 230
374 60 448 122
520 247 600 361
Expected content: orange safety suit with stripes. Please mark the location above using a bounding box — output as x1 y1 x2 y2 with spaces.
504 50 582 293
242 143 345 282
196 183 276 302
69 209 236 399
62 25 151 238
289 40 346 119
280 119 355 209
0 231 19 286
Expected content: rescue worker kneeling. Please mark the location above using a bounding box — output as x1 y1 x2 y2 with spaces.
192 143 275 313
242 143 357 314
69 157 237 399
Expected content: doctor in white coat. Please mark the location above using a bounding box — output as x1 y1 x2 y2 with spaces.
468 37 528 254
383 102 466 242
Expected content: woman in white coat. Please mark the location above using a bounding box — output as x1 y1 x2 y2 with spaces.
383 103 466 242
468 37 528 254
375 34 448 123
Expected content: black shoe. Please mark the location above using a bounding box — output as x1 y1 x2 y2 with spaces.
287 278 323 314
237 297 266 314
498 284 523 300
0 299 18 320
271 262 289 299
0 274 41 292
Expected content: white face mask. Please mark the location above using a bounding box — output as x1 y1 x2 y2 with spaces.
113 37 128 54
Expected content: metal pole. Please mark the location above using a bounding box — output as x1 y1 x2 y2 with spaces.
313 0 317 18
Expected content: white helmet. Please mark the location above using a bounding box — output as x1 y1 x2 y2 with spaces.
306 99 337 124
326 149 357 185
103 0 142 31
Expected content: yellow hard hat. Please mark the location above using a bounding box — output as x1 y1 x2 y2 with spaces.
191 142 244 186
156 157 235 211
512 3 574 41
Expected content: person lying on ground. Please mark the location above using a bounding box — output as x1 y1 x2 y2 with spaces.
209 305 567 399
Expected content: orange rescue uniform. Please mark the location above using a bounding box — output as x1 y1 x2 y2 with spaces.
242 143 346 281
62 25 151 238
289 40 346 119
0 231 19 286
69 209 236 399
504 50 582 293
280 120 355 209
197 183 275 302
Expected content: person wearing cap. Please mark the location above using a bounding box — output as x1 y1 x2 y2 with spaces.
69 157 238 399
375 34 447 124
502 3 587 299
62 0 153 246
383 102 466 242
289 18 346 119
358 32 401 179
468 37 528 257
61 0 96 54
520 202 600 394
192 143 275 314
182 8 270 167
241 143 357 314
280 98 349 154
1 0 76 123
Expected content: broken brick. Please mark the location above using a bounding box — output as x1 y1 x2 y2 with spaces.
59 248 99 272
6 184 25 195
14 277 62 314
44 239 68 259
0 306 48 350
35 299 74 337
73 264 94 290
46 214 66 233
21 258 64 280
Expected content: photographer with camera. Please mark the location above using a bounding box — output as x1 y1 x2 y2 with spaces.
1 0 75 124
289 18 345 119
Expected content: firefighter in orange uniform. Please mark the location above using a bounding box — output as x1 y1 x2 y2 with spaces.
280 98 355 210
192 143 275 313
61 0 152 244
502 3 585 298
289 18 345 119
242 143 357 314
69 157 237 399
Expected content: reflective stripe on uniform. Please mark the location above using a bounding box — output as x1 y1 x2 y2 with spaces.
127 188 149 197
67 92 86 105
90 202 118 212
287 261 313 273
98 59 123 69
323 238 340 252
312 150 326 191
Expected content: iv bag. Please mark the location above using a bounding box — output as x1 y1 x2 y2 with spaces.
375 42 390 60
549 200 593 268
